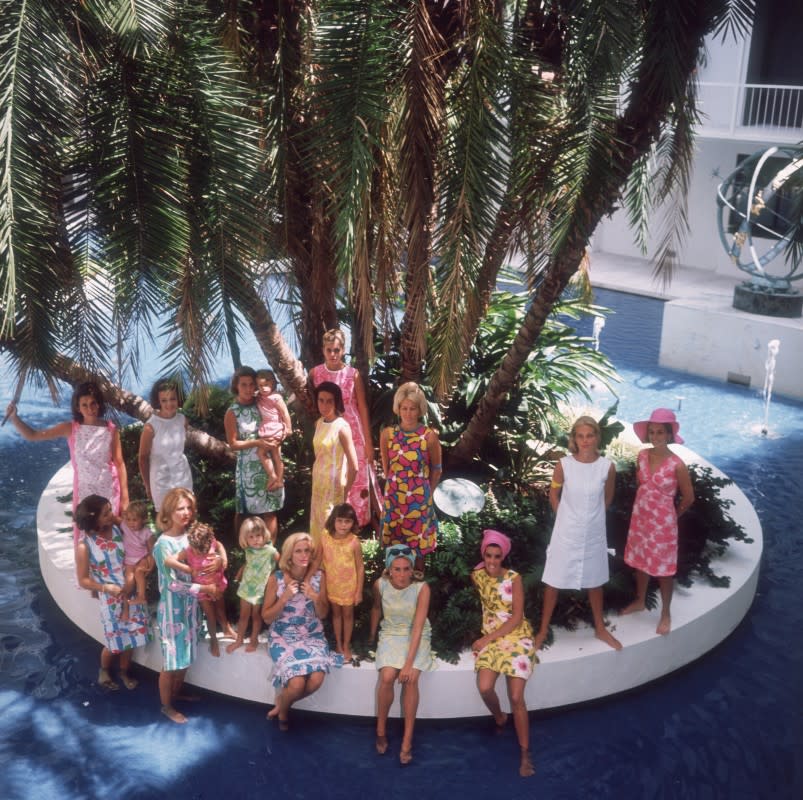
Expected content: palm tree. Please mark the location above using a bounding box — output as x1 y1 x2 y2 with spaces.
1 1 755 461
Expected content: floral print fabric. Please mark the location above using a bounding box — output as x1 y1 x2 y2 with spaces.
471 568 536 679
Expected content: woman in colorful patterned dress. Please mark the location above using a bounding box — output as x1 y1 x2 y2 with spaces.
622 409 694 635
224 366 285 543
262 533 340 730
7 381 128 545
74 494 150 691
309 329 374 526
153 487 222 724
369 544 434 765
380 382 442 573
471 529 537 778
309 382 358 544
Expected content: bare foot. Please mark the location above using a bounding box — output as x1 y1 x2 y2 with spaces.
343 648 353 662
130 595 147 605
221 625 237 640
209 639 220 657
519 749 535 777
620 600 646 616
226 639 244 654
375 734 388 755
98 669 119 691
595 628 623 651
266 696 281 719
533 631 548 651
161 705 188 724
120 672 138 690
494 712 509 734
656 614 671 636
245 639 259 652
399 746 413 765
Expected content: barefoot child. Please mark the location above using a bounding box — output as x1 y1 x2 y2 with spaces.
471 530 537 777
227 517 279 653
165 522 235 656
120 500 156 620
534 416 622 652
621 409 694 635
312 503 364 663
255 370 292 491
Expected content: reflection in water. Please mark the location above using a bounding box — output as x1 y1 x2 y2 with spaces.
1 289 802 799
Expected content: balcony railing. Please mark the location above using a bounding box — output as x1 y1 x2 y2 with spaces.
697 82 803 141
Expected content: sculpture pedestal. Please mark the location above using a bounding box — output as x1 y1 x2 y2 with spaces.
733 283 802 318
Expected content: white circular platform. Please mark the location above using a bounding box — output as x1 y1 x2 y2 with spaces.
37 445 762 718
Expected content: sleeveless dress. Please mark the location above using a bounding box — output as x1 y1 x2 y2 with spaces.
542 455 612 589
147 413 192 512
309 416 350 543
624 449 684 577
310 364 371 526
81 527 150 653
230 401 284 515
381 425 439 555
375 577 434 672
472 568 536 679
257 392 287 439
320 531 358 605
153 533 202 671
70 421 121 542
267 570 341 688
237 544 278 605
184 539 227 591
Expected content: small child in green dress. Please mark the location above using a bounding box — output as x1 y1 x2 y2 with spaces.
472 529 537 777
227 517 279 653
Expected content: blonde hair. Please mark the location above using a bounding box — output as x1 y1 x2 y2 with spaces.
568 415 601 454
392 381 428 418
322 328 346 348
239 516 269 549
157 487 196 531
123 500 149 527
279 532 315 572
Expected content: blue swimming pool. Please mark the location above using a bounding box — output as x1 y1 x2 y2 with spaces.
1 288 801 800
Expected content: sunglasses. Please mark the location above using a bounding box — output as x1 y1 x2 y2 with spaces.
387 545 412 556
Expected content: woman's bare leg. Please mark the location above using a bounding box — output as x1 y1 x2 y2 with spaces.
588 586 622 650
476 668 507 728
656 576 674 635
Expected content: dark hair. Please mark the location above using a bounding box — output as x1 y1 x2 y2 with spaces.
75 494 110 533
314 381 344 415
230 366 257 395
71 382 106 422
149 377 185 409
661 422 675 443
325 503 358 533
255 369 276 387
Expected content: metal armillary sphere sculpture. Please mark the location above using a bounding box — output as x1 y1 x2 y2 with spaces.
716 146 803 317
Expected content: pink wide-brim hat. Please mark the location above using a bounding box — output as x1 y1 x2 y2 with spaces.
633 408 684 444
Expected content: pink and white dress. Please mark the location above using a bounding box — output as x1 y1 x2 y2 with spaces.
310 364 371 525
69 421 121 543
624 449 684 577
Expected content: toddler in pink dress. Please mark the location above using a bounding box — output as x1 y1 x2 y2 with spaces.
120 501 156 615
255 370 292 491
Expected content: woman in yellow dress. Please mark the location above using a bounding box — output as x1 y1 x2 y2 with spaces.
471 529 537 777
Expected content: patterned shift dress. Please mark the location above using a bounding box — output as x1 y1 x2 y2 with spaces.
237 544 278 605
267 570 341 688
624 449 684 577
472 568 536 679
381 425 439 555
81 527 150 653
320 531 359 605
230 402 284 516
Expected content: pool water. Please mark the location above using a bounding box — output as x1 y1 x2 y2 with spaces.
1 289 802 800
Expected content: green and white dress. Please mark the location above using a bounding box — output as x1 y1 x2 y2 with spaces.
230 401 284 515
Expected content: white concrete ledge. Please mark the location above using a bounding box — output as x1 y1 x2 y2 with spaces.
38 447 761 718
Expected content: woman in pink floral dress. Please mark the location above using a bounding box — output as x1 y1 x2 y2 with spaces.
622 409 695 635
309 329 374 526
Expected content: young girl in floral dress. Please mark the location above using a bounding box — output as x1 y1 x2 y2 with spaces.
471 529 537 777
621 408 694 635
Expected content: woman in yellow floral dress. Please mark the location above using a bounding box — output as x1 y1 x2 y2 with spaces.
471 529 537 777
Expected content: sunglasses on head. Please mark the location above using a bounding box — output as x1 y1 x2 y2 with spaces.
388 545 412 556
